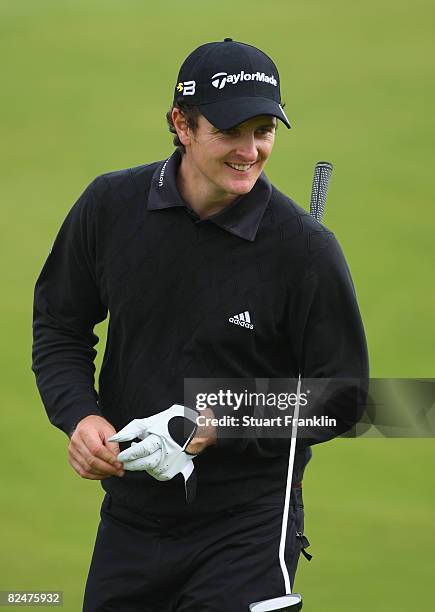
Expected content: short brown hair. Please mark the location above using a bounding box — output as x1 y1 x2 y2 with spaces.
166 104 202 152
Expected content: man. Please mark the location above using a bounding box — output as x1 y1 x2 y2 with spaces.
32 38 368 611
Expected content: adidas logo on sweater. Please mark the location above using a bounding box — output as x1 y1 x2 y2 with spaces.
229 311 254 330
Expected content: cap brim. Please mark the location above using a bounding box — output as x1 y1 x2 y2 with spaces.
199 97 291 130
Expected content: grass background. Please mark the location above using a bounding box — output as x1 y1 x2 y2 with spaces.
1 0 434 610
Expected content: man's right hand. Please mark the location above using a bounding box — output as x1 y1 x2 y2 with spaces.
68 415 125 480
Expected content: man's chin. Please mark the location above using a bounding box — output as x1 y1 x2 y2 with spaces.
226 178 258 196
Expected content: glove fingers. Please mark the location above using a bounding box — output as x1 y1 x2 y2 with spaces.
122 450 162 472
117 434 162 462
109 419 147 443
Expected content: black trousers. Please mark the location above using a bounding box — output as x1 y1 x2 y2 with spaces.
83 491 305 612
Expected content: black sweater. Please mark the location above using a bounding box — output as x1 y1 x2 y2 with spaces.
32 150 369 516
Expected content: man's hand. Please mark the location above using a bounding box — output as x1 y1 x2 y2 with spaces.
109 405 204 481
68 415 125 480
185 407 217 454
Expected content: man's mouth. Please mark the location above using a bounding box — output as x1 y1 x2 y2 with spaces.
225 162 255 172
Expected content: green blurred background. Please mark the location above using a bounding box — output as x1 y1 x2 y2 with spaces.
1 0 434 610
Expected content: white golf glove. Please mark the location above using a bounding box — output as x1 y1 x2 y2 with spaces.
109 405 198 501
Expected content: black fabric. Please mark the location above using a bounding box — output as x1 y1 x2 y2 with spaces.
83 492 305 612
174 39 283 106
32 151 368 515
200 96 291 132
172 38 291 129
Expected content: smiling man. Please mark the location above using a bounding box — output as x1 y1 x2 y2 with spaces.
32 38 368 611
174 113 277 216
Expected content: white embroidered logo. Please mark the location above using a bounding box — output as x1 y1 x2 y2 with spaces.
158 157 170 187
211 72 228 89
211 70 278 90
176 80 196 96
229 311 254 330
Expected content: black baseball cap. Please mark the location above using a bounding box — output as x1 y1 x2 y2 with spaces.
173 38 290 130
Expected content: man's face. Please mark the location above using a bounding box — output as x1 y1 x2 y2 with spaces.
181 114 276 203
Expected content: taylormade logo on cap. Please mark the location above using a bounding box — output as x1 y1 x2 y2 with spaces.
211 70 278 90
173 38 291 129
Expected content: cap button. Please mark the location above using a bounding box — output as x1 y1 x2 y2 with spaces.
224 37 233 42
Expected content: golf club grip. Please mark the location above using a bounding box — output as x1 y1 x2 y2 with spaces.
309 161 333 222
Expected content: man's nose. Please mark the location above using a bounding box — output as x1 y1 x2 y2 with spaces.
234 133 258 161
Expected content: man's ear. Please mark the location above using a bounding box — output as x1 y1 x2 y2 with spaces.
172 108 191 146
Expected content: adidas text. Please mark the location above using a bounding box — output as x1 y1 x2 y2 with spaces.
229 311 254 330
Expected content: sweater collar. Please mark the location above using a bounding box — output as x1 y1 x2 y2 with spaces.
147 149 272 242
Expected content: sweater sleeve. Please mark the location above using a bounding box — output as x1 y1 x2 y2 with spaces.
289 232 369 447
32 179 108 436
